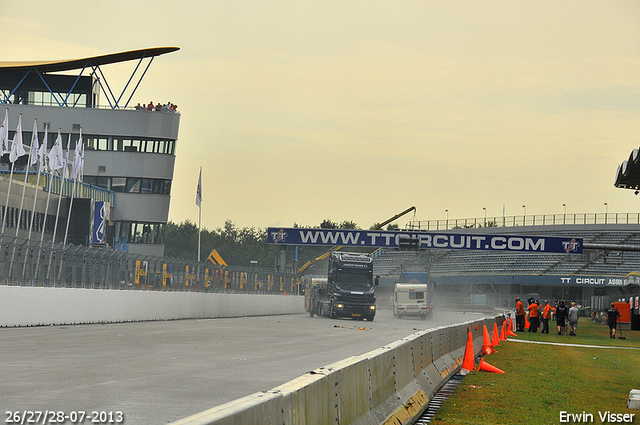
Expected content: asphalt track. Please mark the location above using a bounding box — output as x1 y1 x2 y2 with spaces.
0 307 491 425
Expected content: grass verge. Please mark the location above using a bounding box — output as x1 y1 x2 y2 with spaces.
430 320 640 424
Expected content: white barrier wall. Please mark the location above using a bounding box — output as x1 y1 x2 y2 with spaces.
0 286 306 327
169 316 503 425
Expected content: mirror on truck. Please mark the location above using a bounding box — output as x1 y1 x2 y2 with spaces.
375 276 380 287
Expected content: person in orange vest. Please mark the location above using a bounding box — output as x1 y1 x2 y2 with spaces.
527 298 539 333
540 300 555 334
515 297 525 332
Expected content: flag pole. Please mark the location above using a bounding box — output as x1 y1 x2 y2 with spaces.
62 128 81 250
0 108 9 236
7 116 33 283
197 166 202 262
15 117 36 237
1 113 22 235
47 130 67 285
1 158 15 235
3 113 26 284
26 123 45 241
59 135 79 282
35 127 58 285
196 167 202 286
24 123 46 284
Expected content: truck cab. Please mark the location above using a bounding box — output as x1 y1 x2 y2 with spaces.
320 251 378 321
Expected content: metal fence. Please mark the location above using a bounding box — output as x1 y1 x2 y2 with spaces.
0 235 298 294
407 213 640 231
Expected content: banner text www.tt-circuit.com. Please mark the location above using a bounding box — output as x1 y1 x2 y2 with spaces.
267 228 582 254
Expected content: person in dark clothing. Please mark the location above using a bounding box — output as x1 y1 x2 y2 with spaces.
607 303 621 339
555 300 569 335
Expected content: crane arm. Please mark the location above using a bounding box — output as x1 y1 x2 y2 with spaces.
296 206 416 275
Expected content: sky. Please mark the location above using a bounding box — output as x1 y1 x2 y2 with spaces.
2 1 640 231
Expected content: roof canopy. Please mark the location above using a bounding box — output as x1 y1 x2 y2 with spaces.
0 47 179 73
0 47 179 109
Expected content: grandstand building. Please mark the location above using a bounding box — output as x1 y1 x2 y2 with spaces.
0 47 179 256
373 218 640 309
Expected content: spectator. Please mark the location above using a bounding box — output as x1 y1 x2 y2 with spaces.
568 301 579 336
515 297 525 332
135 103 143 110
147 102 154 111
540 300 554 334
527 298 539 333
607 303 621 339
556 300 569 335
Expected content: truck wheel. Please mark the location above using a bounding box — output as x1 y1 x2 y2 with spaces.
330 305 336 319
319 303 323 317
367 316 375 322
310 308 314 318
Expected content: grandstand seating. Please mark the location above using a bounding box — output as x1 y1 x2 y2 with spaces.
372 227 640 279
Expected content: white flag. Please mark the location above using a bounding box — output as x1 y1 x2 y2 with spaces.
196 168 202 207
64 134 71 179
0 109 8 155
29 119 40 167
71 133 84 181
9 114 26 163
48 129 64 173
77 136 84 182
38 126 48 173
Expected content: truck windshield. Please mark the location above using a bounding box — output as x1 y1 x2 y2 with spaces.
336 273 371 290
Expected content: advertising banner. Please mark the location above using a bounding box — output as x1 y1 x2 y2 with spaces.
267 227 583 254
92 201 110 244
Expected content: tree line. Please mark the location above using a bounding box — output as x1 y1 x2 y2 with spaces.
164 219 398 270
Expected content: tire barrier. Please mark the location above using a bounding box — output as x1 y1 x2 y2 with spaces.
169 315 505 425
0 285 306 327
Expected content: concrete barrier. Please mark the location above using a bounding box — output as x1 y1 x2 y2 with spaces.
169 315 505 425
0 285 306 327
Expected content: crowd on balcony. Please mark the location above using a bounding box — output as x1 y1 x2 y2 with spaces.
134 101 178 112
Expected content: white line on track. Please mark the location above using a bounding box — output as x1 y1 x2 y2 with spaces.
508 338 640 349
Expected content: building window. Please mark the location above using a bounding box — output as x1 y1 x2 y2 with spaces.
85 176 171 196
115 221 165 244
111 177 126 193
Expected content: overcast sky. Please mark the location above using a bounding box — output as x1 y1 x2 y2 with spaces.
2 1 640 230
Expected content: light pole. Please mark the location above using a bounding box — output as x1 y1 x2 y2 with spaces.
445 209 449 229
522 205 526 226
562 203 566 225
483 207 486 227
604 202 608 223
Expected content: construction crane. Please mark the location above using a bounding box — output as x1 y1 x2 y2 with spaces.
296 206 416 275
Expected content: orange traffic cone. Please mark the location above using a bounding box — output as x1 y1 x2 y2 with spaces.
492 322 500 347
477 358 505 374
525 315 530 329
500 321 507 341
509 317 515 332
461 331 475 373
482 325 495 355
507 321 518 337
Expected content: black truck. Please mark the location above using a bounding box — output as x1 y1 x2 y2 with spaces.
316 251 378 321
